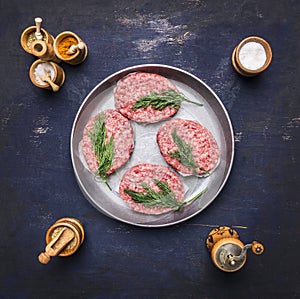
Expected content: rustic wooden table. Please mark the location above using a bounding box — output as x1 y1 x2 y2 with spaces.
1 0 299 298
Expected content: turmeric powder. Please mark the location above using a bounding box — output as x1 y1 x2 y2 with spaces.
57 36 78 58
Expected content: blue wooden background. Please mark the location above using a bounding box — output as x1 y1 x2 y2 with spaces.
0 0 299 298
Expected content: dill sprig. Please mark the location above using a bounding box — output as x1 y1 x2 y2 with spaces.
88 114 114 190
124 179 207 211
131 89 203 111
168 129 210 175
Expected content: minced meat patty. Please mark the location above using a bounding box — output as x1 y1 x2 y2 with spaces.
119 163 184 215
157 118 219 175
114 72 179 123
82 109 134 175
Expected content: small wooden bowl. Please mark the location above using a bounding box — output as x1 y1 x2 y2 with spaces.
29 59 65 90
55 217 85 245
232 36 272 76
54 31 88 65
20 26 54 54
45 221 82 257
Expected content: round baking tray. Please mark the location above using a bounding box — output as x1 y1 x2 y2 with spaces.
70 64 234 227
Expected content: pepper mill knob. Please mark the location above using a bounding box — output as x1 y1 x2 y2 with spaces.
252 241 264 255
206 226 264 272
34 17 43 40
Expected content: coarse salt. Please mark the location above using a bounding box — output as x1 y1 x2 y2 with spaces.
33 62 55 86
238 41 267 70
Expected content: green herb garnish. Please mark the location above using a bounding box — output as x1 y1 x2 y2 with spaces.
168 129 210 175
124 179 207 211
88 114 114 190
131 89 203 111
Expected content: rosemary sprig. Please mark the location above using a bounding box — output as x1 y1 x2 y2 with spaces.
168 129 210 175
88 114 114 190
124 179 207 211
131 89 203 111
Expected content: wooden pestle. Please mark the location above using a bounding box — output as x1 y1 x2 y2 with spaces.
40 71 60 92
38 228 75 264
66 42 85 54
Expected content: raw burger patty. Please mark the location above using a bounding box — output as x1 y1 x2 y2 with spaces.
119 163 184 215
82 109 134 175
114 72 179 123
157 119 219 175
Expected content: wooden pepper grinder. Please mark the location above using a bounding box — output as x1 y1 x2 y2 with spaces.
38 218 84 264
206 226 264 272
20 17 55 55
30 39 61 63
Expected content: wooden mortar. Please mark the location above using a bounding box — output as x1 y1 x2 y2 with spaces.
29 59 65 91
54 31 88 65
38 217 84 264
232 36 272 76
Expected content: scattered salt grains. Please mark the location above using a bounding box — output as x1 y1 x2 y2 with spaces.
238 41 267 70
34 62 55 86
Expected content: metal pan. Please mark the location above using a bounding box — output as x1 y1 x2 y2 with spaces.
70 64 234 227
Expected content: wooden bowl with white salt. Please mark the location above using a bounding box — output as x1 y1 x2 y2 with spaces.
232 36 272 76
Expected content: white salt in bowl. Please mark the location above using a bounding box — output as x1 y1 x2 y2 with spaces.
233 36 272 76
29 59 65 90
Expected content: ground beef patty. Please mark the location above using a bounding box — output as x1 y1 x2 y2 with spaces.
82 109 134 175
114 72 179 123
119 163 184 215
157 119 220 175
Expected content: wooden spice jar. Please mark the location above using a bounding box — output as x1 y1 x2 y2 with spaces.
20 21 54 55
29 59 65 92
232 36 272 76
54 31 88 65
38 217 84 264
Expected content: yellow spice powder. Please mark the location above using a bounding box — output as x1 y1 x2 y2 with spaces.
58 36 78 58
